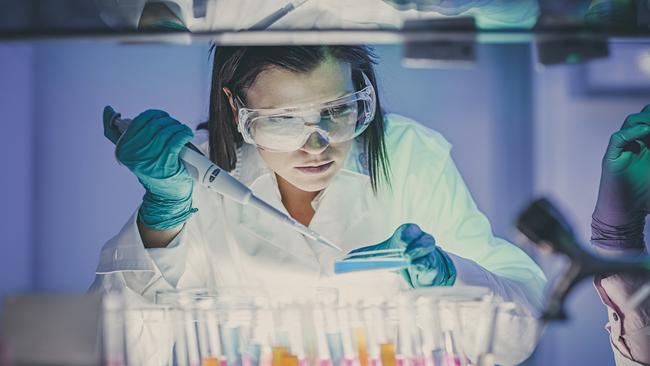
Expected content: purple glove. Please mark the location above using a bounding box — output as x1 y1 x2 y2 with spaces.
592 105 650 251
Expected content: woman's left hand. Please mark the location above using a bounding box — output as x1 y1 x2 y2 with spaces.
348 223 456 287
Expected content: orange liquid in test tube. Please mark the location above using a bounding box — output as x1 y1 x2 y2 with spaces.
379 344 396 366
272 347 289 366
355 328 368 366
272 346 301 366
282 354 299 366
202 357 220 366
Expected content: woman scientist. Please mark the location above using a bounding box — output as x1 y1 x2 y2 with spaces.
92 45 546 364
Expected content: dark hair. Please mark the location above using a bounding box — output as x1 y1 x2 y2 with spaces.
198 45 391 192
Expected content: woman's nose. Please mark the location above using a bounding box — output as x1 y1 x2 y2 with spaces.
300 131 329 155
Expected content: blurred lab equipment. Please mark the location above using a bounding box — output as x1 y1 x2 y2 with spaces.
107 107 341 252
0 294 103 365
516 197 650 320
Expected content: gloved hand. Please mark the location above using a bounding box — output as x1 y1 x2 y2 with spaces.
348 223 456 287
592 104 650 250
103 106 197 230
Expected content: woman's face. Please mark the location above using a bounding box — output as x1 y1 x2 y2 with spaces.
243 58 355 193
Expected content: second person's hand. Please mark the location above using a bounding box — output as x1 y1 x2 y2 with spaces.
593 104 650 249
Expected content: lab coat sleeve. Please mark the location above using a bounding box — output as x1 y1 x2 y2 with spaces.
431 157 546 314
595 272 650 365
398 131 546 314
591 245 650 365
90 205 211 301
91 131 214 300
417 154 546 365
387 117 546 364
90 206 214 365
89 211 180 366
146 230 189 288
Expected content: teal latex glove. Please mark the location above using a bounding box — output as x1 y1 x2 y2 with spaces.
348 223 456 287
102 106 197 230
592 104 650 250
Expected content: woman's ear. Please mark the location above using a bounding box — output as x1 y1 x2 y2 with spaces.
222 87 238 120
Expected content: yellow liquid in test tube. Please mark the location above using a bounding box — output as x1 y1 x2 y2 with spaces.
273 347 289 366
379 344 396 366
355 328 368 366
202 357 220 366
282 354 299 366
272 346 300 366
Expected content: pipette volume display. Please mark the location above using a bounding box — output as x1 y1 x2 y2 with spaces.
109 111 341 252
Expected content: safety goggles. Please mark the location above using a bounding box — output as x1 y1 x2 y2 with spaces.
236 72 376 152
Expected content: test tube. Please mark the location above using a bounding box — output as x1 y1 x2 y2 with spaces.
438 301 466 366
249 299 273 366
363 299 388 366
155 289 214 366
102 293 126 366
319 297 347 366
336 305 357 366
272 346 290 366
355 327 369 366
119 304 175 365
395 297 422 366
204 302 224 366
379 301 398 366
270 302 308 366
413 297 442 366
455 298 496 366
380 343 397 366
221 326 242 366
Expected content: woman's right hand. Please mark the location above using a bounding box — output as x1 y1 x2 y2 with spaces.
103 106 197 231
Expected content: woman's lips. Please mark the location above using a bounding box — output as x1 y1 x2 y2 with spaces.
294 161 334 174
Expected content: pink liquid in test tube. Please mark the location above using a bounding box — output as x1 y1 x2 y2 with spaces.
441 354 460 366
105 361 125 366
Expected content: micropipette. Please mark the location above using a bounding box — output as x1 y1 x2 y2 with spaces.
110 111 341 252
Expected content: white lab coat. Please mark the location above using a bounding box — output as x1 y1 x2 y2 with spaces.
91 114 546 365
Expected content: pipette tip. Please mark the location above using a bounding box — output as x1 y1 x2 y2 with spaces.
317 236 342 252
